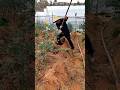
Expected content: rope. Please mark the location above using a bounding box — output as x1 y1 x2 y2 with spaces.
61 0 73 27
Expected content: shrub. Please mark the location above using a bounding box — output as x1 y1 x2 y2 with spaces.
39 41 54 52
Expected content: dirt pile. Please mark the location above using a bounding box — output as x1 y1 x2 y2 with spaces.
36 54 84 90
35 31 85 90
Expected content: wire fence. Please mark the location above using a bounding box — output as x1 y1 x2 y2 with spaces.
35 15 85 31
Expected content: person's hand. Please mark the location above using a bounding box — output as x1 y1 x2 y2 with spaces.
64 16 68 20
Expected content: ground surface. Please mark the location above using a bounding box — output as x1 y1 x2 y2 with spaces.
35 31 85 90
86 13 120 90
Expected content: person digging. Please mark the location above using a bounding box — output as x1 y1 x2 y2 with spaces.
53 16 74 50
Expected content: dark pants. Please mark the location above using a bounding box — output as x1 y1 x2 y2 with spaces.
57 32 74 49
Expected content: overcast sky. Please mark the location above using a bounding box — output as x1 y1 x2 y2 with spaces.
47 0 85 3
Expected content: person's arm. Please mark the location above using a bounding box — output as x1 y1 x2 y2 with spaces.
64 16 68 22
53 20 58 23
53 18 62 23
60 16 68 27
60 17 68 29
53 17 68 30
56 23 60 29
53 18 63 29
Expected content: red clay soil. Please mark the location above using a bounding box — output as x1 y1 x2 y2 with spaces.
35 32 85 90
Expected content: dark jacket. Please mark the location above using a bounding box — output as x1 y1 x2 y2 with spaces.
54 18 70 36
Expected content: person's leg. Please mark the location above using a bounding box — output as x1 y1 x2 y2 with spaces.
57 32 64 39
56 32 64 45
65 36 74 49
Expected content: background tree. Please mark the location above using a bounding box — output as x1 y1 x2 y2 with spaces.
35 0 48 11
49 0 53 6
54 0 57 3
77 1 80 5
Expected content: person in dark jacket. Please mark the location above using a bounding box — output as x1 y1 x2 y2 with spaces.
53 16 74 49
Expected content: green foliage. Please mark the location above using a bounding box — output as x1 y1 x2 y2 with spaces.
38 30 54 62
35 23 56 31
35 28 40 37
35 24 45 30
79 22 85 31
48 23 56 31
35 31 39 37
39 31 53 52
76 22 85 32
39 40 54 62
39 41 54 52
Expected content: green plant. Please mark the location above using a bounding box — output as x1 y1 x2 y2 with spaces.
35 32 39 37
39 41 54 52
35 29 40 37
81 22 85 30
35 23 56 31
39 30 54 62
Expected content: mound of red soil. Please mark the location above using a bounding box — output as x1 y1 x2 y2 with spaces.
35 31 85 90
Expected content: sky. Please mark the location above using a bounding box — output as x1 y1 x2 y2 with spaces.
47 0 85 3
